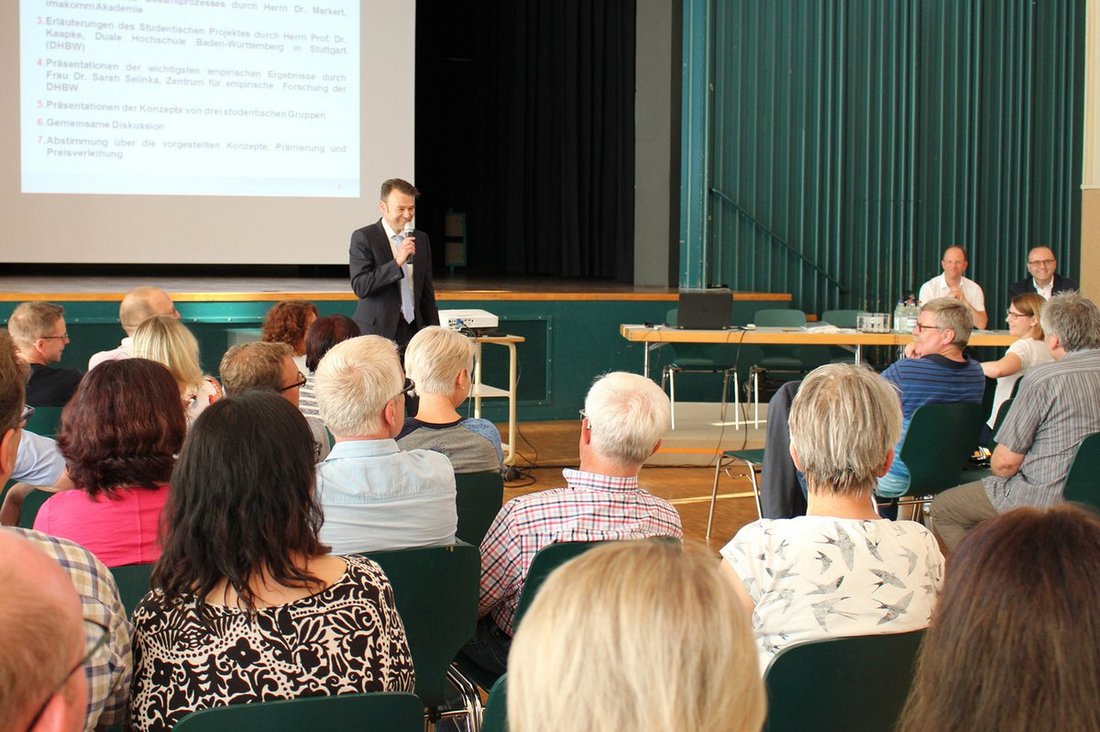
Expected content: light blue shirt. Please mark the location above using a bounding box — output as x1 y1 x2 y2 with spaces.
14 430 65 486
316 438 457 554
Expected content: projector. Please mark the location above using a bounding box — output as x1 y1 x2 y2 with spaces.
438 309 500 331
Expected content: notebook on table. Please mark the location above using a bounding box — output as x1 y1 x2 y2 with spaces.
676 288 732 329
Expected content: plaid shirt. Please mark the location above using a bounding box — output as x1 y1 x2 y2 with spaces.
477 468 683 635
10 528 133 731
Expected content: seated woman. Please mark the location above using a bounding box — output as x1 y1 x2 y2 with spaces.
261 300 319 374
899 504 1100 731
980 293 1053 434
509 540 765 732
132 315 222 423
130 391 415 731
299 314 360 420
396 325 503 473
721 363 944 671
33 358 186 567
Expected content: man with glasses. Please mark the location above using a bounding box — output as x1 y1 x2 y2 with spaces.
464 372 683 676
1007 245 1077 302
0 329 131 731
313 335 456 554
932 292 1100 552
875 298 986 501
7 301 83 406
219 340 330 461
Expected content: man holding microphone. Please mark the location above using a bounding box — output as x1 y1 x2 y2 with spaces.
349 178 440 353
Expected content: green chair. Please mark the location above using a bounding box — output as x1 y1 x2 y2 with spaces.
173 691 424 732
481 674 509 732
16 488 53 529
362 543 481 729
24 406 64 438
455 470 505 547
763 630 925 732
895 402 984 509
749 309 808 426
708 448 764 539
820 309 861 363
109 563 155 617
1062 433 1100 512
659 308 739 430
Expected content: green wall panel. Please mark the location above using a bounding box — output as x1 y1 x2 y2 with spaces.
684 0 1084 322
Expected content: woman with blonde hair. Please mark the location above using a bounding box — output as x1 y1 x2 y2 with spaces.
980 292 1053 431
899 504 1100 732
132 315 222 423
508 540 765 732
397 325 502 473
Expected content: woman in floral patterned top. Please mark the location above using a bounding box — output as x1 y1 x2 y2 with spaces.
130 391 414 731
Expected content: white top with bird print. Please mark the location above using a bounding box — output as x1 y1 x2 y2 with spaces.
721 516 944 672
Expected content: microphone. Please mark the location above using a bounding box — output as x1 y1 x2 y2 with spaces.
401 222 415 239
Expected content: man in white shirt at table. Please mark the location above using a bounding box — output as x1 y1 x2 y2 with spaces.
918 245 988 329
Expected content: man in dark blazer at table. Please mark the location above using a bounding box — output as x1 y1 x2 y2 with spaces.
349 178 440 353
1007 245 1077 302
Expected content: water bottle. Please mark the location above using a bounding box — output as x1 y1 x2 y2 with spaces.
893 300 906 332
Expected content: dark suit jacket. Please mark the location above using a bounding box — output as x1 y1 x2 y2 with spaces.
349 220 440 342
1007 273 1077 302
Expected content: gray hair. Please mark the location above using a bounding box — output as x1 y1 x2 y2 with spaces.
1041 291 1100 352
583 372 670 467
789 363 903 496
6 302 64 351
404 326 474 397
315 335 403 437
922 297 973 347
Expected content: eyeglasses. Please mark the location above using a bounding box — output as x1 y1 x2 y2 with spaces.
25 619 110 729
394 377 416 400
20 404 35 428
38 333 69 341
578 409 592 429
913 322 943 333
277 371 307 393
1027 259 1055 266
1006 310 1027 319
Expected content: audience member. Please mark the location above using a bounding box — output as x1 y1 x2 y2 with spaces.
130 392 415 731
7 528 133 731
875 298 986 499
132 315 222 423
261 300 318 373
218 340 330 461
33 359 186 567
980 293 1053 433
931 291 1100 551
466 371 683 675
313 335 456 553
88 287 179 369
509 540 765 732
299 314 360 420
8 301 82 406
397 326 503 473
0 531 89 732
917 246 988 329
1007 245 1077 302
722 363 943 671
899 504 1100 732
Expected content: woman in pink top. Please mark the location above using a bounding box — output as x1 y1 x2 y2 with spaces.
34 358 186 567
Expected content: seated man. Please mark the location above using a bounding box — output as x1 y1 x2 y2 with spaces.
918 246 988 329
721 364 943 671
875 298 986 499
396 326 503 473
313 334 457 554
219 341 330 461
88 286 179 369
465 371 683 675
7 301 82 406
931 292 1100 552
1006 245 1078 301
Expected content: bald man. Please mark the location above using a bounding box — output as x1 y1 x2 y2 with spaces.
0 531 88 732
917 246 988 329
1007 246 1078 302
88 286 179 370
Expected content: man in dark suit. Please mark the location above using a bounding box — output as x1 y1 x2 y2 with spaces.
1007 246 1077 302
349 178 440 352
